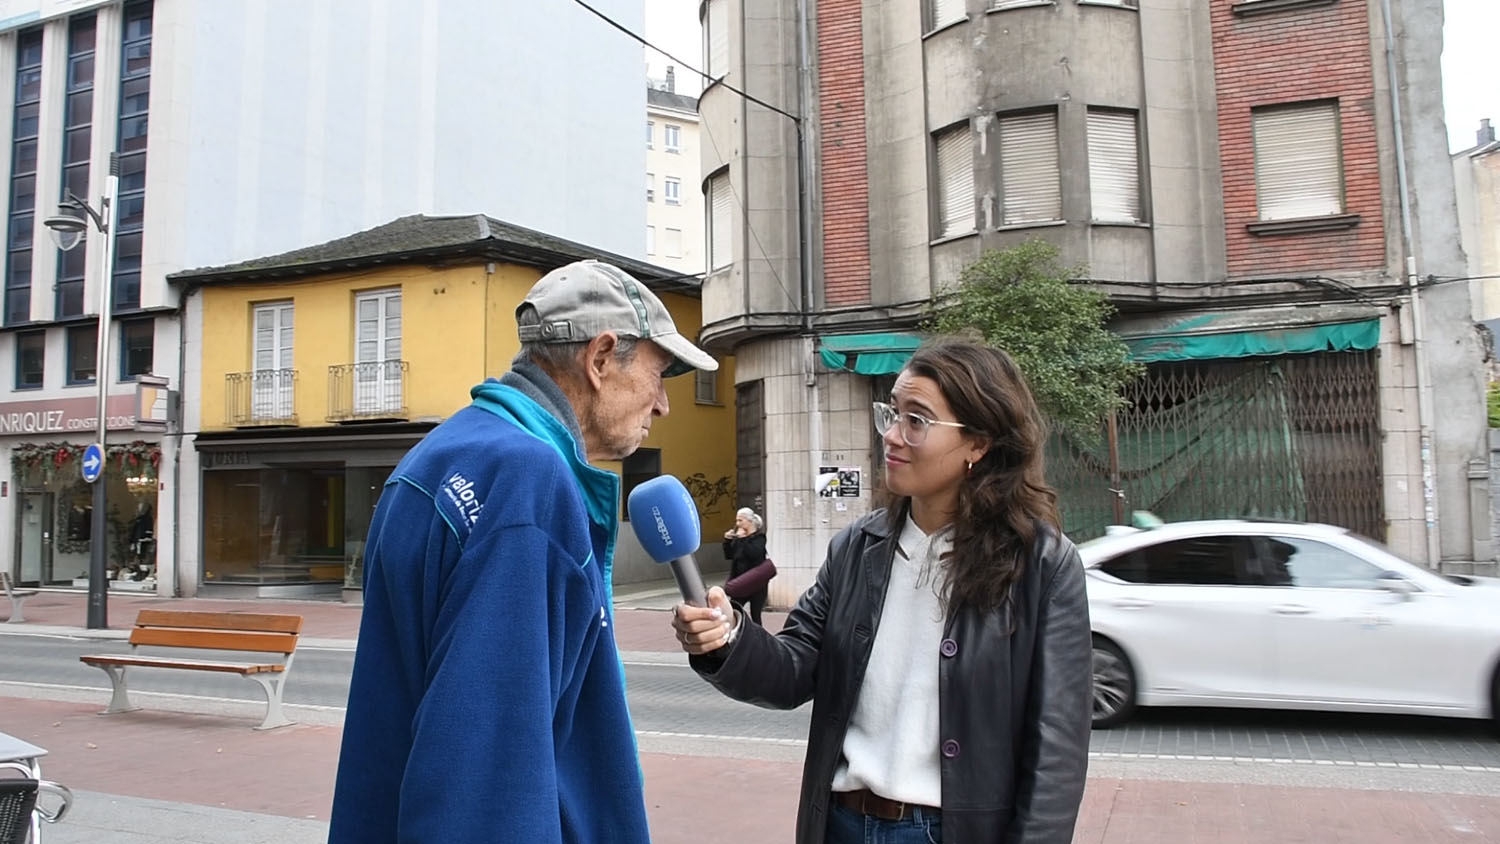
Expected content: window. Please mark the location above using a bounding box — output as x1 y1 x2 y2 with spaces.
1098 536 1256 586
928 0 964 29
353 289 402 415
621 447 661 520
695 367 719 405
646 172 655 203
1256 537 1389 590
119 317 152 380
252 301 294 420
664 124 681 152
705 0 728 80
56 15 95 319
664 177 681 206
1252 101 1342 221
990 0 1047 8
6 28 43 325
708 170 732 270
1087 109 1141 223
663 227 683 258
646 225 656 255
66 323 96 384
933 124 975 238
15 330 42 389
1085 0 1137 5
646 120 654 148
998 111 1061 225
113 0 153 311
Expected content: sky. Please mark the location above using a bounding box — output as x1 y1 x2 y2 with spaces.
645 0 1492 151
644 0 703 97
1442 0 1495 152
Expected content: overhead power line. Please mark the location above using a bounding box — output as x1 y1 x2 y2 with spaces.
566 0 801 123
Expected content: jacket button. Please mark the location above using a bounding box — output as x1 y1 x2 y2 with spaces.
941 739 960 759
940 638 958 658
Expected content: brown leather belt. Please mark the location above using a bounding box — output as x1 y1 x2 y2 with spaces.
832 788 937 822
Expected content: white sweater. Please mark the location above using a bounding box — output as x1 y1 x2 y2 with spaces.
830 514 949 807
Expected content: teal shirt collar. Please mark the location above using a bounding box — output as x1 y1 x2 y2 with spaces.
469 380 621 593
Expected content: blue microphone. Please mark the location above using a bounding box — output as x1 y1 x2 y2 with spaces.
627 475 709 607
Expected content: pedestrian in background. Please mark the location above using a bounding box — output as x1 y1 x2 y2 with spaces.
722 506 769 625
671 338 1092 844
329 260 717 843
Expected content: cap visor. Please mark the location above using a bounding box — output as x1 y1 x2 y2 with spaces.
654 332 718 377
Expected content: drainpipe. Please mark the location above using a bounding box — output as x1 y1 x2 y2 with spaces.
795 0 826 586
171 285 195 597
1379 0 1440 567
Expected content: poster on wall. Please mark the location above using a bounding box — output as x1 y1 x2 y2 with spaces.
816 466 838 497
816 466 863 498
837 468 861 498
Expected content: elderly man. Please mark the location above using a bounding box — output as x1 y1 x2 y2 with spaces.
329 260 717 843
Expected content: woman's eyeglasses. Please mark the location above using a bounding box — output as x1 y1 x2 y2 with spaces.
872 401 966 447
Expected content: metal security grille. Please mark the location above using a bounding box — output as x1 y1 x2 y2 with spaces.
1048 350 1382 542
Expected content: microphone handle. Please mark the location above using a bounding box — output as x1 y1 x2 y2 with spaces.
669 556 708 607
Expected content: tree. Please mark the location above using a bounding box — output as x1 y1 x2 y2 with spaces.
923 240 1142 436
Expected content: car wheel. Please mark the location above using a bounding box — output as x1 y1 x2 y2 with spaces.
1092 638 1137 729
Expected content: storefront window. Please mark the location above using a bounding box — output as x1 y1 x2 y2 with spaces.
201 463 392 589
11 440 160 587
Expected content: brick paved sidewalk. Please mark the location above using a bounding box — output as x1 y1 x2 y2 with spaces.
6 696 1500 842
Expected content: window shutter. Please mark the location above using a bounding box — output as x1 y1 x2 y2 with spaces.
708 0 729 79
1253 102 1342 221
930 0 964 29
999 112 1061 225
935 126 975 237
710 173 732 270
1088 110 1140 223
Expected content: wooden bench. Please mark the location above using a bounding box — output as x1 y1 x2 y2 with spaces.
79 610 303 730
1 571 36 623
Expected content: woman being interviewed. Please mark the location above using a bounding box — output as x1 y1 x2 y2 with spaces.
671 339 1091 844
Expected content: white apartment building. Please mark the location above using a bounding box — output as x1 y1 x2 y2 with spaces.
645 68 703 278
0 0 649 595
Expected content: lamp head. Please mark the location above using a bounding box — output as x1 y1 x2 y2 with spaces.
43 204 88 252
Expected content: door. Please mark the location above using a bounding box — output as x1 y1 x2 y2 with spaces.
16 491 53 586
252 303 294 420
1255 535 1468 709
1094 534 1275 702
354 290 401 415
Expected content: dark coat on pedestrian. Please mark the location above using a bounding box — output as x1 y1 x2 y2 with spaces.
690 509 1092 844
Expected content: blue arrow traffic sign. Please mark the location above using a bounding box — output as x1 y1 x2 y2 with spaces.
81 443 104 483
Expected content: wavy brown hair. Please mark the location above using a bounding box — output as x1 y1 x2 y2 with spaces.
891 339 1060 615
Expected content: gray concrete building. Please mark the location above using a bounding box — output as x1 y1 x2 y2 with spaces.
698 0 1490 603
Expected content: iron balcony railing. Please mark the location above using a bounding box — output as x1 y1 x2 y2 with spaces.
226 369 298 427
327 360 409 422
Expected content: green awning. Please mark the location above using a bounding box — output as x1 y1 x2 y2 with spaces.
820 332 923 375
1125 319 1380 363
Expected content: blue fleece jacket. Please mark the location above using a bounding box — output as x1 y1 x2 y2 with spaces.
328 366 649 844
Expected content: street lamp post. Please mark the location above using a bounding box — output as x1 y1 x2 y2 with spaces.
44 152 120 630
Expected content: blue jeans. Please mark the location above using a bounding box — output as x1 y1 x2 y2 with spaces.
826 801 941 844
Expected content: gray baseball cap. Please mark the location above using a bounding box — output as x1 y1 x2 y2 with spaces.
516 260 718 377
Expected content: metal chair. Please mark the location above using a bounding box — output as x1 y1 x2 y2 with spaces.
0 776 72 844
0 779 38 844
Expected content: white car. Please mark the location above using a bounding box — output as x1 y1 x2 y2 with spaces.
1082 519 1500 728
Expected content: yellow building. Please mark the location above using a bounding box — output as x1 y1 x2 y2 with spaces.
169 215 735 599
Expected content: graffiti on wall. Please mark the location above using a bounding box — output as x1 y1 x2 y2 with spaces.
682 473 734 517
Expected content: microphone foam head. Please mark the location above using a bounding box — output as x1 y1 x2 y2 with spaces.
626 475 702 564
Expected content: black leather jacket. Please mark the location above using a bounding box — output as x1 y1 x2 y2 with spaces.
691 510 1092 843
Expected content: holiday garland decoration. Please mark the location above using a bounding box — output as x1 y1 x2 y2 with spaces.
10 440 162 486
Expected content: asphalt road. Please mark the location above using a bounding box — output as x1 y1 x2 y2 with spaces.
4 631 1498 770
